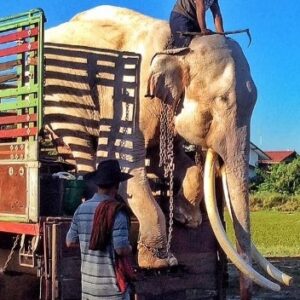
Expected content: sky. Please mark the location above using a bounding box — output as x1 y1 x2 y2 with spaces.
1 1 299 153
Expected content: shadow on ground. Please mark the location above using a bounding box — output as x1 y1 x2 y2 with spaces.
227 258 300 299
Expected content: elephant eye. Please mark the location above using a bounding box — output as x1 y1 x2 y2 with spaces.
215 95 228 107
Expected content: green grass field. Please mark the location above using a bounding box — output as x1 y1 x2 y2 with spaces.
225 211 300 257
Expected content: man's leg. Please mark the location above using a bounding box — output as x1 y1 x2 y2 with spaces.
169 12 199 48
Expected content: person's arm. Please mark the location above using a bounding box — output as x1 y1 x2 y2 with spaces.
210 0 224 33
194 0 211 34
112 211 132 256
66 210 80 248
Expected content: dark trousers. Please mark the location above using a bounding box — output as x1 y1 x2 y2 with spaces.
169 11 201 48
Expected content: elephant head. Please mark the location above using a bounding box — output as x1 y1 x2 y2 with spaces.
147 35 292 294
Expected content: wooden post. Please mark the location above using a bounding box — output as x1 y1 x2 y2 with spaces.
51 224 58 300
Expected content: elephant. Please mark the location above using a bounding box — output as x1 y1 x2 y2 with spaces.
44 5 203 270
43 5 292 297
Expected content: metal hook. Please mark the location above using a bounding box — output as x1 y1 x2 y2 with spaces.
177 28 252 47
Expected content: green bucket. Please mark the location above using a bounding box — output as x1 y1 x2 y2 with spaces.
63 180 86 215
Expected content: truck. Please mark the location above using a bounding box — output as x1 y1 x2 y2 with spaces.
0 9 226 300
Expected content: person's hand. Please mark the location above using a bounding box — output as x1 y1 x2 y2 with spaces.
201 28 213 35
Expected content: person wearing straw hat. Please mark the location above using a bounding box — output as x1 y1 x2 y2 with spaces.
66 159 134 300
170 0 224 47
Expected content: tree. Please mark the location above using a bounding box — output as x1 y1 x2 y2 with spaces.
255 156 300 195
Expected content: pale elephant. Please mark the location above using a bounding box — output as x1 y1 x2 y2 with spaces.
44 5 291 296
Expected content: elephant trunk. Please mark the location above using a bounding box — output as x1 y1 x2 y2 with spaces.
204 149 280 295
223 152 253 298
221 167 293 287
221 125 252 297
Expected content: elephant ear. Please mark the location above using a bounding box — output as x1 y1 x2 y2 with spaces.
146 48 190 105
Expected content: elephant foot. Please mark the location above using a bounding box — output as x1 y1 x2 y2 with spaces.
137 242 178 269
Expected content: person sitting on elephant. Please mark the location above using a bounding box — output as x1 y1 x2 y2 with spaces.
170 0 224 48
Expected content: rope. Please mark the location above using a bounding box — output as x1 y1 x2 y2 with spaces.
0 235 20 273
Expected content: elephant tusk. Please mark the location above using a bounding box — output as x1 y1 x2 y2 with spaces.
204 149 280 292
220 166 293 287
251 244 293 286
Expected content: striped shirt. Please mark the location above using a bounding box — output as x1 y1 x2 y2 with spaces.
66 193 130 300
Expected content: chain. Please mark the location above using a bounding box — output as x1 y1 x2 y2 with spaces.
159 102 175 255
138 240 170 260
138 240 161 257
0 235 20 273
159 102 168 172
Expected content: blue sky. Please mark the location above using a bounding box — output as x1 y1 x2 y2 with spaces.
1 1 299 153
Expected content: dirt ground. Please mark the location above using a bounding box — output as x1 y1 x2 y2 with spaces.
0 258 299 299
227 258 300 299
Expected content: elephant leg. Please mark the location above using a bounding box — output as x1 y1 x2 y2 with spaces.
172 143 204 228
62 133 97 174
146 142 203 228
121 167 170 268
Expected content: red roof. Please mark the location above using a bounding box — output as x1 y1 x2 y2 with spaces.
263 151 296 163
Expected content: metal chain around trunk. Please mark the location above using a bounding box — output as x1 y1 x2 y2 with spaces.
159 102 175 255
0 235 20 273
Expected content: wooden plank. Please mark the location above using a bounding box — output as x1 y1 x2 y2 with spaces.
0 59 21 71
122 56 140 65
0 113 37 125
0 143 26 160
95 64 137 76
0 127 37 139
0 41 38 58
0 150 25 160
0 14 42 33
0 27 38 44
0 73 18 84
0 97 38 110
0 221 40 235
134 272 217 295
0 83 17 89
57 222 82 299
0 84 39 98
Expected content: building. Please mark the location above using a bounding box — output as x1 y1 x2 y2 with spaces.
249 142 270 178
259 150 298 168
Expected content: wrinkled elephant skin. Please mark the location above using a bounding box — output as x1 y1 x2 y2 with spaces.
44 6 256 272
